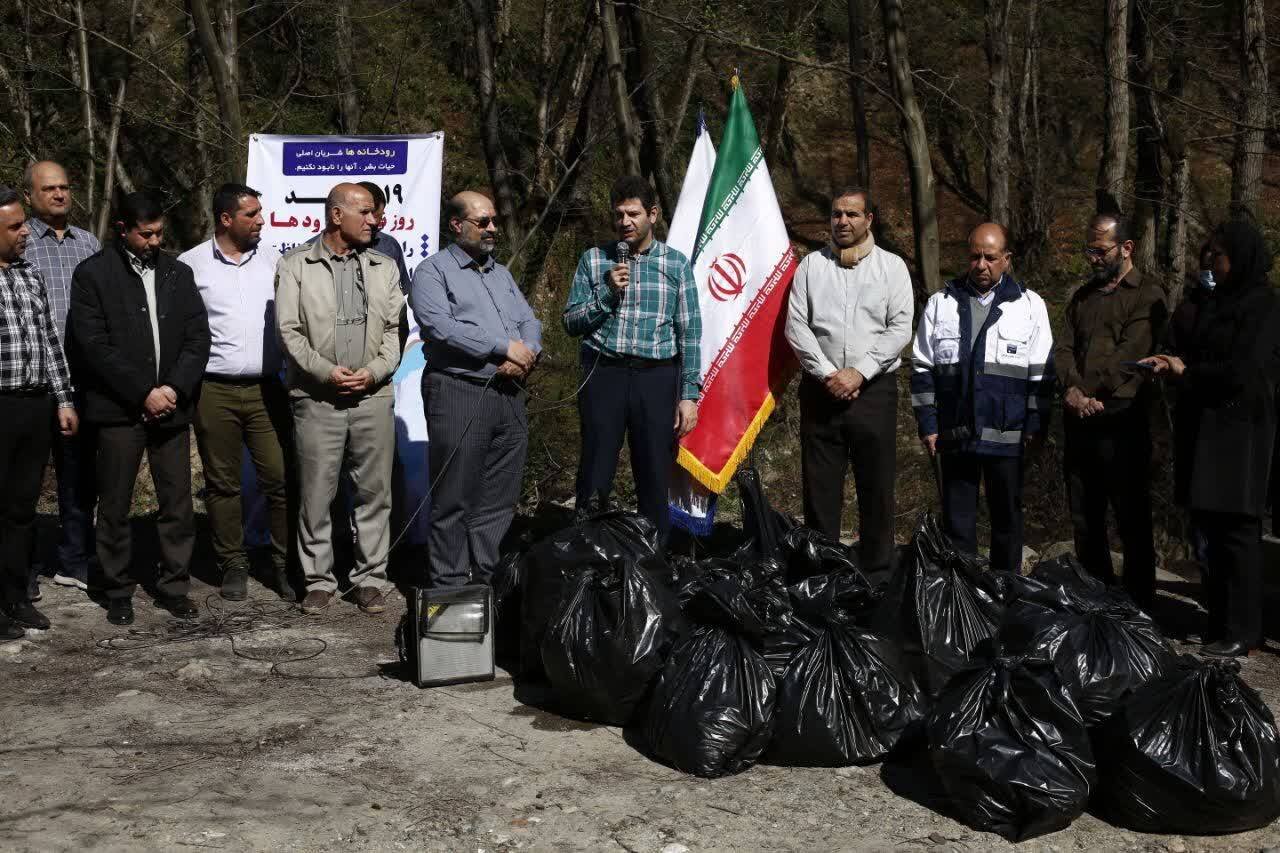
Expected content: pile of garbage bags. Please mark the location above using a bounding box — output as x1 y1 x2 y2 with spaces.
495 474 1280 841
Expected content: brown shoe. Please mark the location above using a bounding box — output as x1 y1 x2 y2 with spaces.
353 586 386 614
300 589 333 615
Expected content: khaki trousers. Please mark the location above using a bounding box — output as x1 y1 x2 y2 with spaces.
193 378 290 574
292 394 394 593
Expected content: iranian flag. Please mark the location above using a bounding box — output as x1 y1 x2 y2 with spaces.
669 78 798 531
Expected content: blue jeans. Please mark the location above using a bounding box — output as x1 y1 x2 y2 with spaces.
52 425 97 581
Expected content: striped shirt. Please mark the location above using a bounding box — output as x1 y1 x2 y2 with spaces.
563 240 702 400
22 218 101 341
0 258 75 406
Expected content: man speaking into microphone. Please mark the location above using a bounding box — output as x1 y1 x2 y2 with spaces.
563 176 702 541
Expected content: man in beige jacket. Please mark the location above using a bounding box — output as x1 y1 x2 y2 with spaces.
276 183 402 615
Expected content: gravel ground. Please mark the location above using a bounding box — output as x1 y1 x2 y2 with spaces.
4 547 1280 852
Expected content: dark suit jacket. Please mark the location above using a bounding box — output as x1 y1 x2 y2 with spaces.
69 242 211 426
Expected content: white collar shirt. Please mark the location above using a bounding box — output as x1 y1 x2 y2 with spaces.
177 239 282 377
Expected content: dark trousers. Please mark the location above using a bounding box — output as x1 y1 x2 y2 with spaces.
799 374 898 572
940 452 1024 574
1193 510 1262 645
52 422 97 580
96 423 195 601
0 394 53 607
192 378 291 574
1064 407 1156 608
425 372 528 587
575 352 679 541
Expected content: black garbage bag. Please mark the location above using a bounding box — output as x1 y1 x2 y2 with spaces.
642 577 777 777
1029 554 1109 600
539 557 686 725
999 584 1177 727
491 550 526 670
778 526 875 588
1092 657 1280 834
872 514 1007 695
927 642 1096 841
764 575 923 766
676 550 788 609
734 466 796 560
518 511 664 680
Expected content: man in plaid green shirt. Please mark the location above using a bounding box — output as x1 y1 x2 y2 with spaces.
563 176 702 540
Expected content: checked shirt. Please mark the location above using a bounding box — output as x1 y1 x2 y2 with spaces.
0 258 75 406
23 218 100 341
563 239 702 400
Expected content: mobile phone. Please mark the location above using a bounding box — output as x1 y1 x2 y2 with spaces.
1121 360 1156 371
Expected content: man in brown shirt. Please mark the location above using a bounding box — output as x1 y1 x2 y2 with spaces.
1055 213 1168 609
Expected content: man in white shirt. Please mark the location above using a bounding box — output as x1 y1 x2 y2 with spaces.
178 184 290 601
785 187 914 573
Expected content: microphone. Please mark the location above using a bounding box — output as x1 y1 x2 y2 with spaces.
616 241 631 320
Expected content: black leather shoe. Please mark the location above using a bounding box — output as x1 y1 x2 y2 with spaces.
221 565 249 601
107 599 134 626
155 596 199 620
1202 639 1251 658
0 610 24 641
273 565 295 602
5 602 50 630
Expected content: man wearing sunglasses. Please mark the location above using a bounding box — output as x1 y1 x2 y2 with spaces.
411 191 540 588
1054 213 1168 609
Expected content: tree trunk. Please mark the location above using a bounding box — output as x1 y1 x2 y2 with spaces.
74 0 96 213
1129 0 1161 270
984 0 1012 225
94 0 140 239
95 80 128 240
764 60 794 171
846 0 871 188
1096 0 1129 213
621 1 674 212
187 20 214 238
462 0 524 246
544 2 599 192
598 0 641 175
1013 0 1049 263
1230 0 1268 219
1164 145 1190 306
188 0 245 182
0 1 35 156
881 0 942 294
1161 0 1190 298
667 33 705 146
334 0 360 134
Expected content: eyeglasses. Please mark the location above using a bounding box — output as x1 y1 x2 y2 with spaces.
1083 244 1118 259
462 216 499 229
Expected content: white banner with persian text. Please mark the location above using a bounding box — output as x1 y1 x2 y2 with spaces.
245 133 444 547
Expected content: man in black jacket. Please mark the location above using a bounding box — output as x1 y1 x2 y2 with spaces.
70 193 211 626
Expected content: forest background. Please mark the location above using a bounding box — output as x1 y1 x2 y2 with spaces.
1 0 1277 562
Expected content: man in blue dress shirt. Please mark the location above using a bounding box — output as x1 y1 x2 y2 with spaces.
410 191 540 588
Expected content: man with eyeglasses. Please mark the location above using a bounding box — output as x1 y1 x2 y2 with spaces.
785 187 913 573
410 191 540 588
1054 213 1168 609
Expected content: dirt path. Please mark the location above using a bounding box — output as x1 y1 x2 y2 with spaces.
3 575 1279 853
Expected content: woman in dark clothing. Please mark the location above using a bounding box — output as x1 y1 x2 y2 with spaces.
1143 219 1280 658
